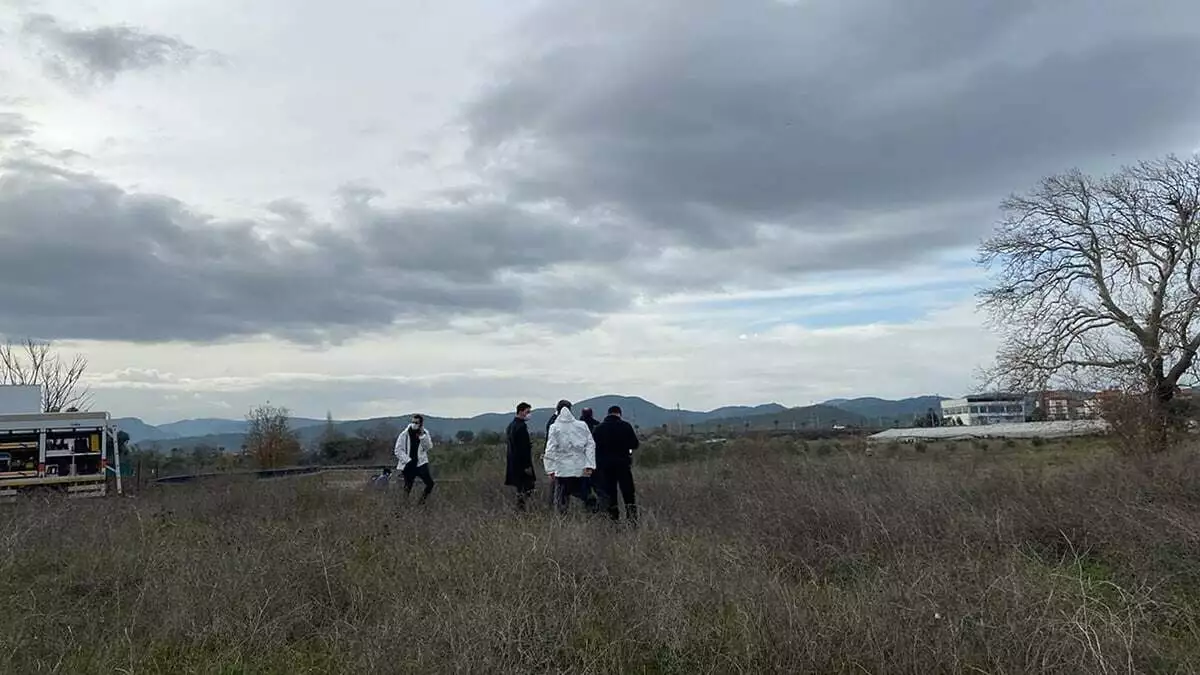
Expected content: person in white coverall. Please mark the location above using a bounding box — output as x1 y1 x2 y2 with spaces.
394 413 435 504
543 401 596 514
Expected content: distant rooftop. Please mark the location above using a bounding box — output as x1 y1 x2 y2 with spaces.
868 419 1108 442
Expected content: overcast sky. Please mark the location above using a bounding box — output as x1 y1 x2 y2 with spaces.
3 0 1200 424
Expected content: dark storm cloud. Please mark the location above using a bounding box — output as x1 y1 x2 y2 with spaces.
6 0 1200 344
466 0 1200 250
20 12 206 84
0 159 628 343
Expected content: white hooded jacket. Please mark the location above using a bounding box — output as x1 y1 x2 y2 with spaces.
543 407 596 478
394 423 433 469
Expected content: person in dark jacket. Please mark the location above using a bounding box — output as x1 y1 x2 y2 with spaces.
580 407 600 432
577 407 601 511
505 402 536 510
591 405 641 524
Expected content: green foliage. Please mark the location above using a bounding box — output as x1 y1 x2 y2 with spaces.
319 437 377 464
477 430 503 445
316 420 397 465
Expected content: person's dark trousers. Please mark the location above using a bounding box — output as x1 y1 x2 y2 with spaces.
402 461 435 504
552 476 585 514
514 477 535 511
577 475 599 512
596 464 637 523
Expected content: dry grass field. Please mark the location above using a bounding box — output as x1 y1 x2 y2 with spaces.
0 436 1198 673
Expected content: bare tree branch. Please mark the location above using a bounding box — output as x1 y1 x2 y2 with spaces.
977 154 1200 427
245 402 301 469
0 338 91 412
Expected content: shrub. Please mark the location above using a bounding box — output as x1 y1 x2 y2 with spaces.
1099 390 1194 455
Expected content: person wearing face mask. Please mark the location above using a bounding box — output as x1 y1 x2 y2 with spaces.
394 413 435 504
505 401 537 510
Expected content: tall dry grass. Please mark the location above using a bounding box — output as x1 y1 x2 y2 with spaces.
0 438 1197 673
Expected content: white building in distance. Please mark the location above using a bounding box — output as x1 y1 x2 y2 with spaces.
940 393 1029 426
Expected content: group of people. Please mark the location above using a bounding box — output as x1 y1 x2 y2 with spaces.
377 401 641 524
507 399 640 523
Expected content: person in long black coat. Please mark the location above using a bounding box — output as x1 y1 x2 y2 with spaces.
505 402 537 510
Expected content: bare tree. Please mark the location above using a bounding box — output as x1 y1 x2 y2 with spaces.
245 402 301 469
0 338 90 412
978 154 1200 450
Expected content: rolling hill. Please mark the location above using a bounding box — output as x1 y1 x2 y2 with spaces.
822 396 949 424
124 396 790 451
156 417 327 438
114 415 329 445
689 404 870 433
121 395 945 452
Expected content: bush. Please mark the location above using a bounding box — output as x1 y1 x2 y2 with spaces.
1099 390 1193 455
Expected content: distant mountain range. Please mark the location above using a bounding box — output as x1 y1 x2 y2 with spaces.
822 396 949 422
117 394 949 452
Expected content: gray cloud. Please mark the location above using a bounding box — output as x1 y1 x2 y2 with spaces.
0 159 629 343
90 370 591 423
20 12 206 84
467 0 1200 248
6 0 1200 344
0 112 29 137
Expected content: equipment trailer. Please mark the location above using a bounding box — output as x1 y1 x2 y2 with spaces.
0 411 122 501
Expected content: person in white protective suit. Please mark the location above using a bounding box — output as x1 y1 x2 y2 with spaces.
542 401 596 514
